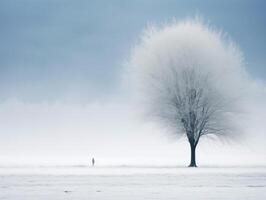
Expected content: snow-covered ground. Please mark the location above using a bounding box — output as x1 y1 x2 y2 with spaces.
0 166 265 200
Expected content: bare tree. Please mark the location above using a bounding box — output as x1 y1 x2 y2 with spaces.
146 65 233 167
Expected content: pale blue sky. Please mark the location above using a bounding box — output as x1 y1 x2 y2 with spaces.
0 0 265 103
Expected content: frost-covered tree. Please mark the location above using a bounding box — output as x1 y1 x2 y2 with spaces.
151 66 230 167
128 19 246 167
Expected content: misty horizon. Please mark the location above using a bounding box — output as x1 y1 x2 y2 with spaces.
0 0 265 167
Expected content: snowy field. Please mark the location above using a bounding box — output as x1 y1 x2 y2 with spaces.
0 166 266 200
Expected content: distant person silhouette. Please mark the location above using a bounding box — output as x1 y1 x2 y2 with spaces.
92 158 95 166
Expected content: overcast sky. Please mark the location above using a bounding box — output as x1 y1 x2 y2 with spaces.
0 0 265 103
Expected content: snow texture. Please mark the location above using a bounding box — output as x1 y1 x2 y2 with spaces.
0 166 265 200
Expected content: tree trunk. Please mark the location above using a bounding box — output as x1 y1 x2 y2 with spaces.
188 141 197 167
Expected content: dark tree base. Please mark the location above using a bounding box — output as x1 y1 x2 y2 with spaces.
188 139 198 167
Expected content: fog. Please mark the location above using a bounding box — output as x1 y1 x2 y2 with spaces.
0 19 265 167
126 18 266 165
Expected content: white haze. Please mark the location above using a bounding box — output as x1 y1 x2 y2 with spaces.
126 18 266 165
0 18 265 167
